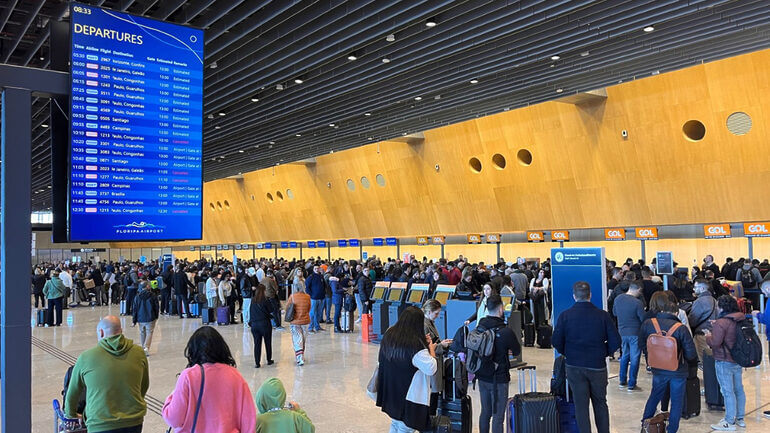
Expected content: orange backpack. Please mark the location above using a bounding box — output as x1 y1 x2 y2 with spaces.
647 318 683 371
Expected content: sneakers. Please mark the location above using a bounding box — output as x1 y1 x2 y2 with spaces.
710 419 736 431
355 319 361 324
308 330 317 334
736 419 746 428
764 410 770 419
296 356 305 366
143 348 150 357
627 386 642 393
618 382 628 389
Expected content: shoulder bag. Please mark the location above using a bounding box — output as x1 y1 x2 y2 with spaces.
284 300 296 322
166 364 205 433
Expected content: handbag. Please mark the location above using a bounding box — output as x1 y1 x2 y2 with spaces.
166 364 205 433
641 411 668 433
284 301 296 322
366 364 379 401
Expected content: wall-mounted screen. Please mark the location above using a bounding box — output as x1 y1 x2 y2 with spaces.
387 288 403 302
434 291 450 305
69 2 203 241
372 287 386 300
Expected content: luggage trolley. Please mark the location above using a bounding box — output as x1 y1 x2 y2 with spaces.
53 399 86 433
386 282 408 328
370 281 390 341
433 284 457 340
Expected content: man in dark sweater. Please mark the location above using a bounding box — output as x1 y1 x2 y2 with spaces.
475 295 521 433
305 265 326 332
640 268 661 308
553 281 621 433
612 281 646 392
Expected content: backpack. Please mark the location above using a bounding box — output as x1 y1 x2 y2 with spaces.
727 317 763 368
646 318 683 371
464 324 498 374
63 365 86 415
156 276 164 290
740 268 756 288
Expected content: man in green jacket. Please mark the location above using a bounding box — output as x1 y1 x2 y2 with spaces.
256 377 315 433
64 316 149 433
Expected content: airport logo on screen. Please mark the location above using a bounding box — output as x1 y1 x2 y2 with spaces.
744 222 770 238
527 231 544 242
68 3 204 242
635 227 658 240
604 228 626 241
704 224 731 239
551 230 569 242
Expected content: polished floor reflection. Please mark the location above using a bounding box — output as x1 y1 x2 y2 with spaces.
28 305 770 432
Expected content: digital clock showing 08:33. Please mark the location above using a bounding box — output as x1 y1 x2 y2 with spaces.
73 5 92 15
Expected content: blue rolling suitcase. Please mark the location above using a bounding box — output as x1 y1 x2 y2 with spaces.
201 307 214 324
216 306 230 325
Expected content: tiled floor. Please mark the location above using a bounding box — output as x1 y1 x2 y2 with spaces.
26 305 770 432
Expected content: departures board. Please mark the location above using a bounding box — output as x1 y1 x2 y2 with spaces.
69 2 203 241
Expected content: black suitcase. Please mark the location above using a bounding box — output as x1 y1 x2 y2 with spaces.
201 307 214 325
537 324 552 348
169 295 178 315
443 355 468 400
36 309 48 326
702 353 725 410
681 376 701 419
509 366 559 433
428 415 451 433
523 323 535 347
438 395 472 433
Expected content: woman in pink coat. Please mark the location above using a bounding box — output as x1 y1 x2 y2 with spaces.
162 326 256 432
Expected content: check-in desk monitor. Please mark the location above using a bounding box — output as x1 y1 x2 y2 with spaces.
387 282 408 328
387 287 404 302
406 283 430 305
372 286 387 301
371 281 391 342
433 284 457 339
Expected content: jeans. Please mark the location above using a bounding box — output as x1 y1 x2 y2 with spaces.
389 419 414 433
309 299 324 331
333 296 343 329
619 335 641 388
95 285 107 305
642 374 686 433
138 321 155 350
566 366 609 433
355 293 364 320
177 294 189 317
323 296 333 322
715 360 746 424
270 298 282 327
251 322 273 366
160 290 170 314
47 297 63 326
242 298 252 325
125 289 137 314
478 380 508 433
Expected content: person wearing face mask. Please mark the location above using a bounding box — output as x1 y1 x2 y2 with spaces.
735 259 763 308
305 265 326 333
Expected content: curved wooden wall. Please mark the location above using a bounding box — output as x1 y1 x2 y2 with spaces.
120 48 770 248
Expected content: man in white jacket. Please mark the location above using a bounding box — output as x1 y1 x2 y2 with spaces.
59 268 74 305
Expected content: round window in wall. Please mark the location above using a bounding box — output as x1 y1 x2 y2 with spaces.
682 120 706 141
276 191 284 201
223 200 231 209
361 176 370 189
346 179 355 191
517 149 533 166
287 189 294 199
492 153 506 170
469 157 482 173
726 112 752 136
216 201 223 210
375 174 386 187
266 193 274 203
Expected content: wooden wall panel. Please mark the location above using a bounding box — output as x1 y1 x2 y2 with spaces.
115 48 770 266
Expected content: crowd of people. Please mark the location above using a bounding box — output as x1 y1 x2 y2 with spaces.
33 252 770 433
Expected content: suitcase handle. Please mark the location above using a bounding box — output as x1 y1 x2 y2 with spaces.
517 365 537 394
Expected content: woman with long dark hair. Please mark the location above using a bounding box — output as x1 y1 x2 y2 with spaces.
249 283 275 368
162 326 256 433
376 306 437 432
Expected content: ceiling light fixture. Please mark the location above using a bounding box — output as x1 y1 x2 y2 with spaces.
295 133 301 137
580 51 590 57
425 18 437 27
382 57 391 63
218 112 226 116
41 123 49 128
214 125 221 129
275 84 284 90
414 96 422 101
329 123 336 127
368 137 373 140
207 114 214 119
294 78 304 84
643 25 655 32
347 54 358 61
269 141 275 145
251 97 259 102
550 55 560 60
386 34 395 42
210 61 218 68
556 88 563 93
238 149 244 153
470 79 479 84
364 112 372 116
434 95 441 100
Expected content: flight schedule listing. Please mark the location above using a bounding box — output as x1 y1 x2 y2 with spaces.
69 3 203 241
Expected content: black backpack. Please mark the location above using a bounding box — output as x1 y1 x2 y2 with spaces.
741 268 757 288
728 317 763 368
63 365 86 415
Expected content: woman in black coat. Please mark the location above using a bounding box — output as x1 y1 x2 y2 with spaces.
248 283 275 368
32 268 47 308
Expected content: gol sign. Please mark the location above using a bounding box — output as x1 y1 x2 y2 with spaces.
744 222 770 237
527 231 544 242
635 227 658 240
703 224 731 239
485 234 501 243
551 230 570 241
605 228 626 241
416 236 429 245
467 234 482 244
432 236 446 245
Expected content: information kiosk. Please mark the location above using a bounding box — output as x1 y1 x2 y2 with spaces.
406 283 430 307
433 284 457 340
445 293 479 334
387 282 408 328
370 281 390 340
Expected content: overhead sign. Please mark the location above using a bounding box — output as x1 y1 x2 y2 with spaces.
70 248 106 253
349 239 360 247
241 243 249 249
280 241 289 248
263 242 271 249
373 238 384 246
289 241 298 248
551 247 607 326
551 230 570 242
386 237 398 246
704 224 731 239
744 222 770 237
527 231 545 242
189 246 196 251
256 243 264 249
68 3 204 242
467 234 482 244
485 233 501 243
307 241 316 248
417 236 429 245
317 240 327 248
235 244 242 250
656 251 674 275
604 228 626 241
635 227 658 240
337 240 348 247
432 235 446 245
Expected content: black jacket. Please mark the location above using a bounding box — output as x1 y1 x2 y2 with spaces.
132 290 159 324
32 274 46 295
639 313 697 377
172 270 194 296
249 297 275 327
553 301 621 369
474 316 521 383
91 269 104 287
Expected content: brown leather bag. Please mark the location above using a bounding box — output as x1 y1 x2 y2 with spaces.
641 412 669 433
646 318 683 371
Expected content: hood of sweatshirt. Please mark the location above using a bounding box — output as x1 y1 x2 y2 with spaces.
255 377 286 413
98 334 133 356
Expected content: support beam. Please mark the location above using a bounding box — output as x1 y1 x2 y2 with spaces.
0 64 69 97
0 0 45 63
288 158 317 165
387 132 425 145
555 88 608 105
1 86 32 433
